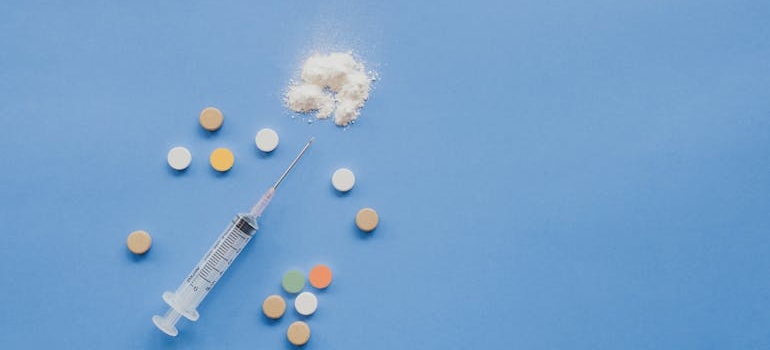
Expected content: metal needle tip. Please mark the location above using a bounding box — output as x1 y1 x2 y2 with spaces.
272 137 314 190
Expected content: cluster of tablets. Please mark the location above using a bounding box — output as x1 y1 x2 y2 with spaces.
261 265 333 346
126 107 283 255
166 106 281 172
125 107 382 346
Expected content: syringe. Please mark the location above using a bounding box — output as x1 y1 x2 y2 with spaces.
153 137 314 337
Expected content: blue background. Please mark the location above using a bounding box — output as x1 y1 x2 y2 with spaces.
1 1 769 348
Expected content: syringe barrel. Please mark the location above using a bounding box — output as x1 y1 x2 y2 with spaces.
156 213 258 331
179 213 257 310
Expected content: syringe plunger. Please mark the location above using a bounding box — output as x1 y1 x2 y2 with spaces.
152 214 257 336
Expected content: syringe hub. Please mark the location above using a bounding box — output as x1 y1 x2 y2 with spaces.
249 188 275 217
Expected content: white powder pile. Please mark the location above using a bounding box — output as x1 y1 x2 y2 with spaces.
285 52 374 126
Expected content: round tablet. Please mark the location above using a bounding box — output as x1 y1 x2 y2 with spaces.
262 295 287 320
282 270 305 294
126 230 152 254
294 292 318 316
255 128 279 152
308 264 333 289
355 208 379 232
331 168 355 192
199 107 224 131
209 148 235 172
286 321 311 346
167 146 192 170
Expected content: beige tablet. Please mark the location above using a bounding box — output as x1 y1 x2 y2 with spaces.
262 295 287 320
355 208 379 232
286 321 311 346
126 230 152 254
199 107 224 131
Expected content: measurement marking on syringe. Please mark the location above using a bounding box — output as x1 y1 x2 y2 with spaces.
213 251 229 262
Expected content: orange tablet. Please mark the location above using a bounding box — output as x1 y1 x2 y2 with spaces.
308 264 332 289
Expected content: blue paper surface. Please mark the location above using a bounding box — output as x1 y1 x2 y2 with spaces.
1 1 769 348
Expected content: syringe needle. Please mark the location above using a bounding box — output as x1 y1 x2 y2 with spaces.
272 137 314 190
249 137 314 218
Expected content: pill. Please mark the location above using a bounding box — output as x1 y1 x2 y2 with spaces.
199 107 224 131
286 321 311 346
331 168 355 192
282 270 305 294
262 294 287 320
255 128 279 152
209 148 235 172
294 292 318 316
355 208 379 232
308 264 333 289
167 146 192 170
126 230 152 254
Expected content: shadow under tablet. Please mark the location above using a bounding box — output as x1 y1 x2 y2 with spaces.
166 166 189 176
353 221 376 240
196 126 220 139
125 246 151 262
330 184 353 198
209 167 232 178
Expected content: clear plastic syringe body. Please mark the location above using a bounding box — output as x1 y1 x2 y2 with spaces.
152 210 260 336
152 189 276 337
